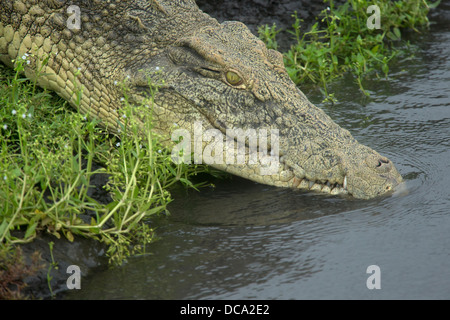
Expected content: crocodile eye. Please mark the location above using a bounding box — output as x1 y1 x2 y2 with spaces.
225 71 243 86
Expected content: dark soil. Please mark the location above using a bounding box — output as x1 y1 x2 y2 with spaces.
15 232 108 299
13 161 111 299
196 0 335 51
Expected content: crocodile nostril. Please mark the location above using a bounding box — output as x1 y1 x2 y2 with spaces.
376 158 390 167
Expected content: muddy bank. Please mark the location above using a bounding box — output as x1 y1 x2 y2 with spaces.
12 161 111 299
197 0 337 51
16 233 108 299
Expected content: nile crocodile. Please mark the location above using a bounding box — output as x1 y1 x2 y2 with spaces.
0 0 403 199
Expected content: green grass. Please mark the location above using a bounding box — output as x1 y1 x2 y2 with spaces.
258 0 440 102
0 56 212 266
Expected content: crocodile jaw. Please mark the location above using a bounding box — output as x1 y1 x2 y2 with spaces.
210 152 403 200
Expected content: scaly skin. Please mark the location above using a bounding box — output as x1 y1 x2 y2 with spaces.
0 0 403 199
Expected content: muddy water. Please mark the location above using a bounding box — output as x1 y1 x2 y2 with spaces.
64 13 450 300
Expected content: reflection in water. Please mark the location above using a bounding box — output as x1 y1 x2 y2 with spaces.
166 177 372 226
65 13 450 300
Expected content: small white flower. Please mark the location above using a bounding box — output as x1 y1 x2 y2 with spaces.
117 128 121 133
2 124 7 130
22 55 27 60
122 114 127 119
158 149 162 154
22 113 26 119
26 60 30 65
11 109 16 115
83 116 87 121
116 142 121 147
145 104 149 108
120 97 125 101
155 67 160 71
114 80 118 86
28 113 32 118
3 176 6 181
327 7 330 11
126 75 130 79
77 67 82 71
64 144 69 149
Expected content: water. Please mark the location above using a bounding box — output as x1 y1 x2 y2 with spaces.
64 14 450 300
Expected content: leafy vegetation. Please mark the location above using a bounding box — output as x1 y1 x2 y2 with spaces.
0 55 211 266
258 0 440 102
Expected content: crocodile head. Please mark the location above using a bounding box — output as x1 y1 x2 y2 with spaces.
128 20 403 199
0 0 401 199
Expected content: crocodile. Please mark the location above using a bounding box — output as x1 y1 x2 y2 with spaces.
0 0 403 199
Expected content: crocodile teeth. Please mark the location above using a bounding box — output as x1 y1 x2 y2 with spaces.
331 187 345 195
288 169 350 196
280 170 294 182
311 183 323 191
298 179 309 189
